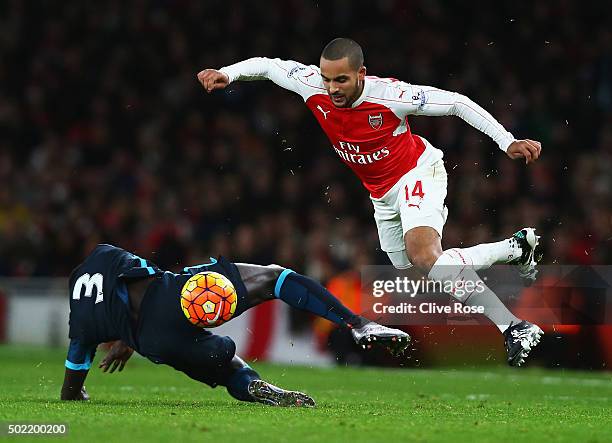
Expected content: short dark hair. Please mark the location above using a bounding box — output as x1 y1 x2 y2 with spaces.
321 38 364 70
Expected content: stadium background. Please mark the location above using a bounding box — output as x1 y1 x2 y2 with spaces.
0 1 610 368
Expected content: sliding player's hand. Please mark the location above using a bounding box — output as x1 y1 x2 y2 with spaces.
99 340 134 373
197 69 230 93
506 139 542 164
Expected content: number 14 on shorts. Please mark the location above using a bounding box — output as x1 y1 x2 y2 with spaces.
405 180 424 208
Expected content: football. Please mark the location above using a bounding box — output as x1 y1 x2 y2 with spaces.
180 271 237 328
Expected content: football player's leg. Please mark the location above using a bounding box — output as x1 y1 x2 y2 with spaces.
397 161 544 365
398 160 519 330
165 332 254 401
371 189 413 271
179 343 315 407
432 229 542 277
235 263 410 352
138 308 268 403
224 355 316 407
236 263 365 328
393 160 541 274
404 226 521 330
179 354 260 402
403 228 543 366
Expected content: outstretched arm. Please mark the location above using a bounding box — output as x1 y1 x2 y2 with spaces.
407 86 542 163
197 58 321 98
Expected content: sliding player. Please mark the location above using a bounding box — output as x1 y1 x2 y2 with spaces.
60 244 409 406
198 38 544 366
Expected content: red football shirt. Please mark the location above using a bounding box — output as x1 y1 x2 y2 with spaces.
221 58 515 198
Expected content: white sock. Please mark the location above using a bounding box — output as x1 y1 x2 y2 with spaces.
446 238 521 271
428 250 521 333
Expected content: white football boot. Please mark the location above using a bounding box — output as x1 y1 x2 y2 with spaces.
248 380 316 407
351 322 411 356
508 228 543 283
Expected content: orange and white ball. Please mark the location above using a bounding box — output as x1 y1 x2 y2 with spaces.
180 271 237 328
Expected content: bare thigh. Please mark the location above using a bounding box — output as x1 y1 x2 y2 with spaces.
235 263 286 308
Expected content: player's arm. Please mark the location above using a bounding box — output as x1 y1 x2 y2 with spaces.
60 339 97 400
406 85 542 163
197 57 317 97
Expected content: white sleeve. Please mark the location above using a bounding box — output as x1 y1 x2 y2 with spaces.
219 57 321 101
406 85 516 152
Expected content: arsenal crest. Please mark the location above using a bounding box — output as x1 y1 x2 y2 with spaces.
368 113 383 130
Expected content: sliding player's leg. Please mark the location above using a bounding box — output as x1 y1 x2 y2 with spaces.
234 262 410 353
227 355 316 407
181 257 409 353
185 258 363 326
173 336 315 407
236 263 365 327
137 296 315 408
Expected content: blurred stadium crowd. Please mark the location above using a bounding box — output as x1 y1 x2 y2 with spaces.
0 0 610 279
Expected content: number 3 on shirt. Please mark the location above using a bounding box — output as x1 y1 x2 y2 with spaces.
405 180 424 203
72 273 104 304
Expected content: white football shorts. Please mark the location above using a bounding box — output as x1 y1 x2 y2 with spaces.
370 138 448 269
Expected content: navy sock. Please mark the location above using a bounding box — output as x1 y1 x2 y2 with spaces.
274 271 364 328
225 366 260 402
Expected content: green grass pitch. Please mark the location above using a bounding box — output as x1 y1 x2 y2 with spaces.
0 345 610 443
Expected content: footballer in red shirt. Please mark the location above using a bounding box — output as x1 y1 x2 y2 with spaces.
198 38 544 367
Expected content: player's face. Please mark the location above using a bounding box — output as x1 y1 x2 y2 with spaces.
320 57 366 108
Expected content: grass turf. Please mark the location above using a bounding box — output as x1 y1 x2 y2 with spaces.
0 345 610 443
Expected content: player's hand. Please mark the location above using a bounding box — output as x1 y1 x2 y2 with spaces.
196 69 230 93
506 139 542 164
99 340 134 373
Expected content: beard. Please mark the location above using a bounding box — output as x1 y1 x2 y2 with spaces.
330 78 362 108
